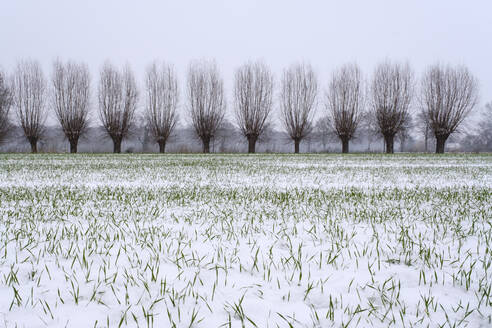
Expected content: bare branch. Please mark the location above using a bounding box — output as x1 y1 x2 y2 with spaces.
415 110 432 152
11 60 47 153
420 64 478 153
325 63 363 153
234 61 274 153
145 61 179 153
280 63 318 153
51 59 91 153
0 69 12 144
187 60 226 153
370 60 413 153
98 62 138 153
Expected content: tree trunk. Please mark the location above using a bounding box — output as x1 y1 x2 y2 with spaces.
384 134 395 154
294 139 300 154
247 136 257 153
435 134 448 154
113 138 122 153
424 126 429 152
341 137 349 153
69 138 78 153
28 137 38 153
202 138 210 153
158 140 166 153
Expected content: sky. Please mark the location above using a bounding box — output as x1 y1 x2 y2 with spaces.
1 0 491 121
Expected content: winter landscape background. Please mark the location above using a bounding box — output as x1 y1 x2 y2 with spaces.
1 1 492 327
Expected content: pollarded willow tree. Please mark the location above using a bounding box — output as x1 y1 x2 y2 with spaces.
11 60 47 153
51 59 91 153
145 61 179 153
98 62 138 153
234 61 274 153
325 63 364 153
420 64 478 153
187 60 226 153
371 61 413 153
280 63 318 153
0 69 12 145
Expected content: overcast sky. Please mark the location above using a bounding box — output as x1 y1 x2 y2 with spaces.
1 0 491 116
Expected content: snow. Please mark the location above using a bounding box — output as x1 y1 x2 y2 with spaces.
0 153 491 327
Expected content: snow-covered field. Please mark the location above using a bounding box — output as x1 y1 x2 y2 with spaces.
0 153 491 328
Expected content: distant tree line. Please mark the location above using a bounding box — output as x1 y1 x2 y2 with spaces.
0 59 488 154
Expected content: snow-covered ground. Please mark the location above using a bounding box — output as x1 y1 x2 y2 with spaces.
0 153 491 327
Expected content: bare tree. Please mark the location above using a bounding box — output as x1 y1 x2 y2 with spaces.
359 111 381 152
0 69 12 145
325 63 363 153
370 61 413 153
396 118 412 152
145 61 179 153
11 60 47 153
420 64 478 153
280 63 318 153
234 61 274 153
51 59 91 153
461 102 492 152
136 113 152 152
314 116 333 150
476 102 492 151
98 62 138 153
187 60 226 153
416 110 431 152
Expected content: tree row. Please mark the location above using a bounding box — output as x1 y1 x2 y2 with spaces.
0 59 479 154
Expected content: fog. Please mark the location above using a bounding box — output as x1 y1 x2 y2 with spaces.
1 1 491 153
1 0 490 112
